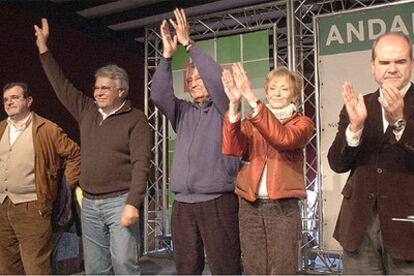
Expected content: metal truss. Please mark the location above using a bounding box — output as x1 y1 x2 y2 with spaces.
144 0 394 272
144 27 170 255
143 0 290 256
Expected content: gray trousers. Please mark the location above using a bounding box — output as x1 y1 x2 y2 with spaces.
239 198 300 275
343 212 414 274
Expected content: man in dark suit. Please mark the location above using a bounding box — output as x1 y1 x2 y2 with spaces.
328 32 414 274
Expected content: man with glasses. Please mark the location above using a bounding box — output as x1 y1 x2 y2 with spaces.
151 9 241 274
34 19 151 274
0 82 80 274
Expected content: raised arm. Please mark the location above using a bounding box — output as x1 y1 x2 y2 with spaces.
161 18 178 59
34 18 49 54
35 18 93 121
221 68 249 156
231 63 259 111
169 8 229 115
150 19 185 131
342 81 367 132
327 82 366 173
327 105 363 173
222 68 242 118
228 63 313 151
222 115 251 157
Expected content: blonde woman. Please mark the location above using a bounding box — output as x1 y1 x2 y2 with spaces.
222 64 313 274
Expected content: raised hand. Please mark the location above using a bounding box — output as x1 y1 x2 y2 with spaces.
379 82 405 124
169 8 191 46
232 63 258 104
342 81 367 132
160 20 177 58
34 18 49 54
222 69 242 105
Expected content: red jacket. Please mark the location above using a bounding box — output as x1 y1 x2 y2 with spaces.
222 102 314 202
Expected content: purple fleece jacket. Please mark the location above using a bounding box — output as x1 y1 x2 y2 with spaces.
151 45 240 203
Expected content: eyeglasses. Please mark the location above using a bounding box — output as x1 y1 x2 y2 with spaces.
186 76 202 85
93 86 116 93
3 95 25 103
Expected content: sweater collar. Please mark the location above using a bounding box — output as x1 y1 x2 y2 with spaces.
98 100 127 120
191 98 212 110
265 103 297 122
97 100 132 118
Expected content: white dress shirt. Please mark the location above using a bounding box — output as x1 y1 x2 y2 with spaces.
7 113 32 145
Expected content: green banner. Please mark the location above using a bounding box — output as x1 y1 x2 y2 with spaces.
318 1 414 56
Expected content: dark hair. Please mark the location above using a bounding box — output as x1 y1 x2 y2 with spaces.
371 32 413 61
2 82 31 98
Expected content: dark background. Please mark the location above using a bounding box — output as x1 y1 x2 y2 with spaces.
0 4 145 143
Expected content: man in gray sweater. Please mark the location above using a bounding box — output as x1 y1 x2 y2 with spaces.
34 19 151 274
151 8 241 274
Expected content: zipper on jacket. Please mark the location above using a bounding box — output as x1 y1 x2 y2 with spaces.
256 143 268 198
184 107 203 194
98 106 132 127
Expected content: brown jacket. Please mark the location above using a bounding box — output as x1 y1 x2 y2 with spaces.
0 112 80 215
328 84 414 260
222 102 314 202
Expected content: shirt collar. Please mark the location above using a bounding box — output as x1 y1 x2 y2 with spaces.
7 112 32 130
98 100 126 120
379 82 411 97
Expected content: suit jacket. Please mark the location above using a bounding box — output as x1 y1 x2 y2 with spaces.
328 83 414 260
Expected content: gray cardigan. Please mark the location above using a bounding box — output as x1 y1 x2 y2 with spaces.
151 45 239 203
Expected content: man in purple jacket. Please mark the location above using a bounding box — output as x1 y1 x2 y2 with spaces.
151 8 241 275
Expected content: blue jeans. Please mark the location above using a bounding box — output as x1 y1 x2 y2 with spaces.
81 193 140 275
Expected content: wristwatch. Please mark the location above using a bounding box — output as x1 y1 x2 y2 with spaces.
249 99 260 109
183 40 194 52
392 118 406 131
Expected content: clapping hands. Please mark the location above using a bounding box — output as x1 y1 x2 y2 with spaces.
222 63 258 105
160 8 191 58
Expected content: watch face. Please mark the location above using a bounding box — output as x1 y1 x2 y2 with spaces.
395 119 406 129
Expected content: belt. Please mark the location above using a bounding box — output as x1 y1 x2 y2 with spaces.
255 197 299 204
82 189 128 200
256 195 270 200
